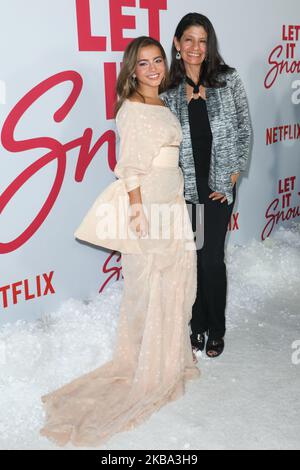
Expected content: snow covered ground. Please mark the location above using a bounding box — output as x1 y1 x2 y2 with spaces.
0 224 299 450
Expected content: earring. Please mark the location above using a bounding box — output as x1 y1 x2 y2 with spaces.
176 50 181 60
131 74 137 85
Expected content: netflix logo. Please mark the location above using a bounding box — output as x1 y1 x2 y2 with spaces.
262 176 300 240
228 212 240 232
0 271 55 309
266 123 300 145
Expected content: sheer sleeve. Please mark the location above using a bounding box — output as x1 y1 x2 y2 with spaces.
114 102 160 192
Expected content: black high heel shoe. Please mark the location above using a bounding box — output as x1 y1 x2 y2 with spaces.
206 337 225 358
190 332 206 352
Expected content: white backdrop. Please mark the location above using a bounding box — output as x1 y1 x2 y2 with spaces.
0 0 299 325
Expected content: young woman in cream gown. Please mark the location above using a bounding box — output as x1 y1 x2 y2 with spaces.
40 36 200 448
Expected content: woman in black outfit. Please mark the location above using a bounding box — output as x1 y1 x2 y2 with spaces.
188 81 236 357
161 13 251 358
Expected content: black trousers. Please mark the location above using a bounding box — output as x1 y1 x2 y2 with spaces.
186 177 236 340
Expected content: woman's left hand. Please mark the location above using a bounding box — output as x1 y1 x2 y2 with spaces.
209 173 240 203
231 173 240 186
209 192 227 203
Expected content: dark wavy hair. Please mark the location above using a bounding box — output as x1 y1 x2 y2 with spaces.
169 12 233 89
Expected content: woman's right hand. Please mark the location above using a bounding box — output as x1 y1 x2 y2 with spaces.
129 203 149 238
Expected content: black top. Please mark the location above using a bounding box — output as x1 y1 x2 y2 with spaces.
188 97 212 178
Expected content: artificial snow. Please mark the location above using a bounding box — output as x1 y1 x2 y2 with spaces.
0 223 299 450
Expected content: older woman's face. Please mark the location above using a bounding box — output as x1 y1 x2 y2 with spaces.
174 25 207 68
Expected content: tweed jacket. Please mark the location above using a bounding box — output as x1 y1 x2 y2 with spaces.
160 69 251 204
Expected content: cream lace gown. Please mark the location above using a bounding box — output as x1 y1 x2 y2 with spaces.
40 100 200 447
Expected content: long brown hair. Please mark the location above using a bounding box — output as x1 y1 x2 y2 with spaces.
169 13 233 89
115 36 169 116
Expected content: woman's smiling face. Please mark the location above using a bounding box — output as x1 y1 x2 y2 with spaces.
134 45 166 89
174 25 208 68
